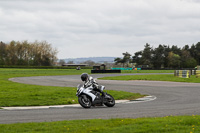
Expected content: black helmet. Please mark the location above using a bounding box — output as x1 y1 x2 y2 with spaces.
81 73 89 81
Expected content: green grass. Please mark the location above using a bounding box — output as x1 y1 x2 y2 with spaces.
0 68 145 107
1 69 199 132
0 115 200 133
121 70 174 73
99 74 200 83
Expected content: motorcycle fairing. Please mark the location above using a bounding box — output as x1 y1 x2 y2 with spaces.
83 86 96 101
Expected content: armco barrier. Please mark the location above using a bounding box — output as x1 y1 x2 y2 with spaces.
174 70 190 78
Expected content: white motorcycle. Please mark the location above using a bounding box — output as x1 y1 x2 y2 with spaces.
76 84 115 108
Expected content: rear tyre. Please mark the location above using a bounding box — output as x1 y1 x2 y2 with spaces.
78 95 92 108
104 94 115 107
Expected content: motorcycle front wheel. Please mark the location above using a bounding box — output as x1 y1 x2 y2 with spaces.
78 95 92 108
104 94 115 107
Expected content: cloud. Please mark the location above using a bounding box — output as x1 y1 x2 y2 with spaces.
0 0 200 58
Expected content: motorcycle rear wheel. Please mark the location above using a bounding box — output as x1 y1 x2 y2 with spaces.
78 95 92 108
104 94 115 107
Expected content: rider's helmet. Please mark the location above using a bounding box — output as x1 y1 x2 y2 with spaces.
81 73 89 82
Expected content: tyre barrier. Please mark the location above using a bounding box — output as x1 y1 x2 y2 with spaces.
174 70 190 78
196 70 200 78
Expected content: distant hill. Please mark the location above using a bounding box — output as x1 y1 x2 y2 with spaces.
62 57 118 64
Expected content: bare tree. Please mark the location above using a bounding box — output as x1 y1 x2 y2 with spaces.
1 40 58 66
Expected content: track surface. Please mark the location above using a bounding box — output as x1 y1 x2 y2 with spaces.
1 73 200 124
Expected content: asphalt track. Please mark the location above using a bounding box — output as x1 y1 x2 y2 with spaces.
1 73 200 124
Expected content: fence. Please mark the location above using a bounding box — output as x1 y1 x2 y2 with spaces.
111 68 133 70
134 68 141 70
111 68 142 70
174 70 190 78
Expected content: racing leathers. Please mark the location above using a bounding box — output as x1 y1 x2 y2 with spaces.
83 76 108 98
84 76 98 90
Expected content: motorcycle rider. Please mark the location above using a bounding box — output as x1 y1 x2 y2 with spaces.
80 73 109 98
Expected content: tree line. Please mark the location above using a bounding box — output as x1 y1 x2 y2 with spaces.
115 42 200 69
0 40 58 66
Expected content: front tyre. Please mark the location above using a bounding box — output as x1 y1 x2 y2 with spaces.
104 94 115 107
78 95 92 108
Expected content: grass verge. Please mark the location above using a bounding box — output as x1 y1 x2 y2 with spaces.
0 68 145 107
121 70 174 73
99 74 200 83
0 115 200 133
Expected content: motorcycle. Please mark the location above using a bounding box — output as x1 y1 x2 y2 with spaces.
76 84 115 108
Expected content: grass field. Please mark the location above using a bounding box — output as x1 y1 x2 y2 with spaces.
121 70 174 73
0 115 200 133
99 74 200 83
0 68 145 107
1 69 200 132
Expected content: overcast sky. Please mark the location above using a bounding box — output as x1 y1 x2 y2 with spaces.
1 0 200 59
